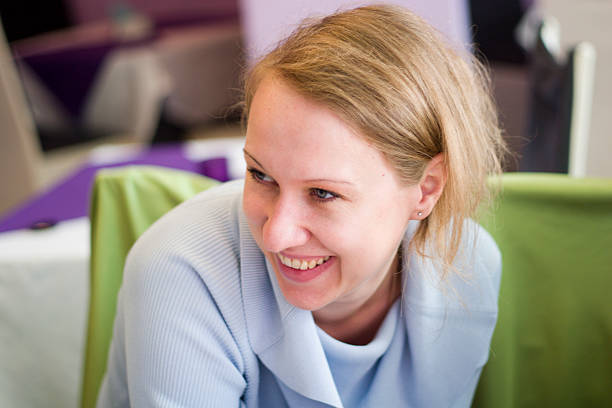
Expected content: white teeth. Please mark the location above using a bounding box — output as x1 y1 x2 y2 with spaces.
279 254 330 271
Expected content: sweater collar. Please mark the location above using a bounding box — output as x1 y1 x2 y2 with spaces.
238 208 496 407
238 209 342 407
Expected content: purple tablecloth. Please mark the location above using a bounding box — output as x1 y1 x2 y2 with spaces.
15 40 150 119
0 144 228 233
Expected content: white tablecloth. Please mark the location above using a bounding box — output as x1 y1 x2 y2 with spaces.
0 217 90 408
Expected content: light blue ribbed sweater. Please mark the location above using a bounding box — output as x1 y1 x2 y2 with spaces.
98 180 501 407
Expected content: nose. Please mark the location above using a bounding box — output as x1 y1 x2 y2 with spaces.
261 194 311 253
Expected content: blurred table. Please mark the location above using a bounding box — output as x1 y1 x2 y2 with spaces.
12 15 242 144
0 138 245 233
0 138 244 408
0 217 90 408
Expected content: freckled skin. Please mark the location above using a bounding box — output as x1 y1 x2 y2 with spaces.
242 75 424 333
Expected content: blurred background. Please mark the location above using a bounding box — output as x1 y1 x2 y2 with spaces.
0 1 610 407
1 0 611 217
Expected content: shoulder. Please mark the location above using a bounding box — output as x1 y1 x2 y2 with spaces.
467 218 502 293
140 178 244 243
403 218 502 313
104 181 262 407
448 218 502 313
399 219 502 404
461 218 501 300
453 218 502 286
122 179 250 332
127 179 244 276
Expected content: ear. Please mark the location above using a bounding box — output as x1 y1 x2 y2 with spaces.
411 153 447 220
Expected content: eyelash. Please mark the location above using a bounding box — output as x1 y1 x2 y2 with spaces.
309 188 337 202
247 167 339 203
247 168 272 183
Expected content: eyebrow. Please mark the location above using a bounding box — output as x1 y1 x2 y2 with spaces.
243 148 265 170
242 148 355 186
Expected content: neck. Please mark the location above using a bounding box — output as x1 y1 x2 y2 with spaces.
313 252 402 345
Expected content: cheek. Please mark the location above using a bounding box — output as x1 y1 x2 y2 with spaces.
242 187 267 233
320 218 373 267
340 202 410 258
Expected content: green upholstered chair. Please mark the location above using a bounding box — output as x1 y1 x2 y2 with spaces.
81 166 218 408
473 173 612 407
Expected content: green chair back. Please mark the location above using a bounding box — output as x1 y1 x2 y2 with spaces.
474 173 612 407
81 166 218 408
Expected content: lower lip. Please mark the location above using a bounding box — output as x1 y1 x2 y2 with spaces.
276 256 334 283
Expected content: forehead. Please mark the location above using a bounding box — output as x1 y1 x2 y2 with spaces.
247 75 359 142
245 76 392 179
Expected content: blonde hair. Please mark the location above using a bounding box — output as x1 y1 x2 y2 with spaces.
242 5 507 278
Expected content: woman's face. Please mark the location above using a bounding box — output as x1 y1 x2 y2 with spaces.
243 75 421 315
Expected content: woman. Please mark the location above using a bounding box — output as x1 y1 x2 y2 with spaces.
98 5 507 407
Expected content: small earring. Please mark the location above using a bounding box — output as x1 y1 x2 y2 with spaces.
417 211 423 217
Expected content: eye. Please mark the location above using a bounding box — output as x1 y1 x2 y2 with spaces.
310 188 337 202
248 168 274 183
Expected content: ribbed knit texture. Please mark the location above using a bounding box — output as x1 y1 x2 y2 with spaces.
97 180 501 407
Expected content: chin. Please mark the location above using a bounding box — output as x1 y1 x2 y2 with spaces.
273 270 337 312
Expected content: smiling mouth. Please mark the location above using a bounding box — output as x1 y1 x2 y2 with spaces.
278 254 331 270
